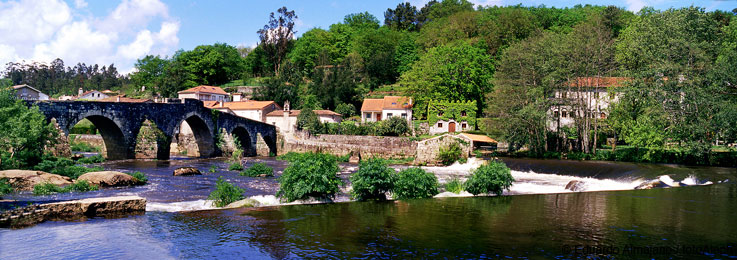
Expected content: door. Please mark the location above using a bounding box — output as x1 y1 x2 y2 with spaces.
376 113 382 121
448 122 456 133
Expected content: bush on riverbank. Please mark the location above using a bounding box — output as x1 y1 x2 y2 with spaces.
33 157 103 179
437 141 464 166
228 162 244 171
277 151 349 163
350 158 396 201
393 168 439 200
0 178 12 196
444 177 464 194
32 180 99 195
208 177 244 207
0 90 58 170
464 161 514 196
77 155 105 164
126 171 148 184
277 152 342 202
240 163 274 177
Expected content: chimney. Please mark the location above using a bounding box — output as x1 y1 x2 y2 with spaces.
220 101 224 108
116 96 121 102
78 88 83 96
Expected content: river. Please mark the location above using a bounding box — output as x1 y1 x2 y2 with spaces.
1 157 736 259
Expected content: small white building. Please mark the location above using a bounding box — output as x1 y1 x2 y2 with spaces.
12 85 49 100
178 86 229 102
549 77 628 131
204 100 281 122
76 89 109 100
360 96 413 123
265 102 342 133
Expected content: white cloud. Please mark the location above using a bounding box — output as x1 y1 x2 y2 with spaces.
626 0 647 12
74 0 87 8
0 0 179 74
468 0 503 8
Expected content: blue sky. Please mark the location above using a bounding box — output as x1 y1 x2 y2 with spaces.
0 0 735 74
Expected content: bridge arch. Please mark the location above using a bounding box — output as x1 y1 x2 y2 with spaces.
173 114 215 158
70 115 129 160
231 126 254 156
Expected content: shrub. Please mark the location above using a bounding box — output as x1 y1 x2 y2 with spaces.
127 171 148 184
209 165 217 173
32 181 99 195
70 142 101 152
335 103 356 118
77 154 105 164
444 177 464 194
33 157 102 179
55 166 104 179
208 177 245 207
277 152 343 202
393 168 439 200
378 116 410 136
240 162 274 177
228 162 244 171
350 158 396 201
437 141 464 166
0 178 13 196
34 157 75 172
464 160 514 196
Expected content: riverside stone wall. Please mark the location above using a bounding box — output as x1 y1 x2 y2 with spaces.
283 132 417 159
414 134 473 165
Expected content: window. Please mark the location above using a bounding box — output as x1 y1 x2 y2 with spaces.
600 113 607 119
438 112 443 116
461 111 467 117
554 110 560 117
562 92 567 98
462 123 467 129
387 113 393 117
401 113 407 118
562 111 568 118
438 123 443 127
365 113 371 119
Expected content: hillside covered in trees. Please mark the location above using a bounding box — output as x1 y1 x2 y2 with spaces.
4 1 737 162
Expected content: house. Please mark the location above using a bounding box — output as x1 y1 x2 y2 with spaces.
428 100 477 134
76 88 110 100
265 102 342 133
203 101 236 115
98 95 152 103
177 86 229 102
12 85 49 100
549 77 630 131
360 96 413 123
204 100 281 122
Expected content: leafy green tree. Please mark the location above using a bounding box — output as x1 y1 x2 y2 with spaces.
335 103 356 118
130 55 169 94
343 12 380 30
393 167 439 199
0 90 57 169
258 6 297 75
385 2 421 31
174 43 245 86
288 28 336 75
277 152 343 202
402 41 494 118
464 160 514 196
378 116 410 136
350 158 396 201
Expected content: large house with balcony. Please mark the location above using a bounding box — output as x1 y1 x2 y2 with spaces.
549 77 630 131
12 85 49 100
360 96 413 123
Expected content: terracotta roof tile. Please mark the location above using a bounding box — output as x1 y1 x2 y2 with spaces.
460 133 497 143
361 96 413 111
265 109 342 117
360 99 384 112
178 85 228 95
98 95 151 103
205 101 280 110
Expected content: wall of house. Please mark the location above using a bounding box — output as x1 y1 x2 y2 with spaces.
429 120 471 135
381 109 412 121
548 89 620 131
233 110 263 122
15 87 40 100
318 115 341 123
79 92 108 100
361 111 380 122
266 114 297 133
178 93 197 100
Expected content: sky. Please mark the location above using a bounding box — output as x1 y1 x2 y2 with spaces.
0 0 736 75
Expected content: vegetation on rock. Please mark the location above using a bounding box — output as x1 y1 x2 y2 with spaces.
350 158 396 201
208 177 245 207
393 167 438 199
240 162 274 177
277 152 342 202
464 161 514 196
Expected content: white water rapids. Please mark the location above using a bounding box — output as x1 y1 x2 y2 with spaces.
146 158 717 212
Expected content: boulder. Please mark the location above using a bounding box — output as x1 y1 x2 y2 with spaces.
635 180 670 190
565 180 587 192
173 167 201 176
223 198 261 209
0 170 72 191
77 171 142 187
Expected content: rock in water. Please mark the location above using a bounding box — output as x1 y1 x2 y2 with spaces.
173 167 201 176
635 179 670 189
565 180 587 192
0 170 72 191
77 171 142 187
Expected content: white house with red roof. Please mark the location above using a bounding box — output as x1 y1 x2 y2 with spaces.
177 85 229 102
360 96 413 123
12 85 49 100
203 100 281 122
75 88 109 100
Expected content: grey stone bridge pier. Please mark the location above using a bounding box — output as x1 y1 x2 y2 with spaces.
33 99 277 160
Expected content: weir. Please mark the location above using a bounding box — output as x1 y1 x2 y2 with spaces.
31 99 277 160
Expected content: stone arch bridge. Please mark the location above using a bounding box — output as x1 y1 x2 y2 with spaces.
33 99 277 160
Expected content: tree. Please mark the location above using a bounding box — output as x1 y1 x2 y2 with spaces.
0 90 57 169
401 41 494 118
174 43 245 86
378 116 410 136
350 158 396 201
257 6 297 75
343 12 380 30
385 2 420 31
335 103 356 118
130 55 169 94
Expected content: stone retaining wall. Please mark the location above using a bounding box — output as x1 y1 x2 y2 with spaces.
284 132 417 159
0 196 146 228
414 134 473 165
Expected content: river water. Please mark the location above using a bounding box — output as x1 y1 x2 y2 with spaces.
1 157 736 259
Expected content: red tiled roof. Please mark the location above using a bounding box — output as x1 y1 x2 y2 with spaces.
361 96 413 112
567 77 631 88
178 85 228 95
98 95 151 103
265 109 342 117
204 101 280 111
